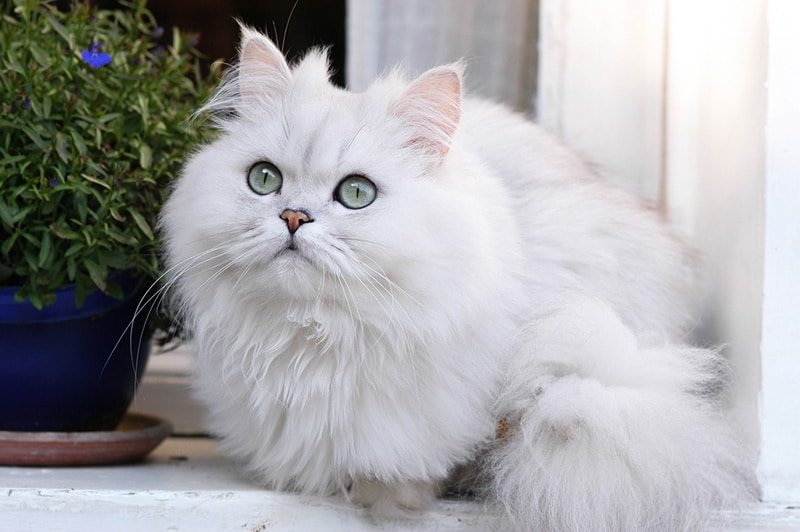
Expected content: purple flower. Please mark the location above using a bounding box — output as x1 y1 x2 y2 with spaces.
81 41 112 69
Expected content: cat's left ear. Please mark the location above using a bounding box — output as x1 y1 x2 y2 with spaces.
237 26 292 104
392 65 463 161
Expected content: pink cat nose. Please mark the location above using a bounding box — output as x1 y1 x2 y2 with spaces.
280 209 313 234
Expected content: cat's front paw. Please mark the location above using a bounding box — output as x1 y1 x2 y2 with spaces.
348 478 444 518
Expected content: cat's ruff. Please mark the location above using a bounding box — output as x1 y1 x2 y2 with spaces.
161 28 759 531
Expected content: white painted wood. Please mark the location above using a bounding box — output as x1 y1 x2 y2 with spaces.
759 0 800 503
536 0 667 200
1 437 797 530
0 439 487 531
663 0 767 446
347 0 539 112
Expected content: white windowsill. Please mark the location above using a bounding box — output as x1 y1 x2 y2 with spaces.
1 438 487 531
3 435 799 532
2 349 797 531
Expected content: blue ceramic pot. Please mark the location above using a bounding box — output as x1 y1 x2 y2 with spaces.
0 275 152 432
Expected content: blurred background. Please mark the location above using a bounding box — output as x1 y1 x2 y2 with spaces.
59 0 348 85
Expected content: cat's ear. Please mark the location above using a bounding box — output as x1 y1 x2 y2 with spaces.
237 26 292 104
392 65 463 161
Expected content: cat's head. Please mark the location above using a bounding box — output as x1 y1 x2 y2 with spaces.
162 28 512 328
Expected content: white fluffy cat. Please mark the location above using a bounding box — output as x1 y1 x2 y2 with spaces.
161 28 758 531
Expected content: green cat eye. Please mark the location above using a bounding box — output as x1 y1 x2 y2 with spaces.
335 175 377 209
247 161 283 195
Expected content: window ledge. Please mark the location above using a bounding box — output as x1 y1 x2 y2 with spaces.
2 436 799 531
1 437 485 531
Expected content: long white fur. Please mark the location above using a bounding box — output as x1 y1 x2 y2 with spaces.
161 28 758 530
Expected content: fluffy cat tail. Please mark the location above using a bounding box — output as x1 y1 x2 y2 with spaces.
488 299 759 531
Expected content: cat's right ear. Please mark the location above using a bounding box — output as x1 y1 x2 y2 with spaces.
391 65 463 162
237 26 292 104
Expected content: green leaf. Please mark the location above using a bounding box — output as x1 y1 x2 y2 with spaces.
102 250 131 269
127 208 154 240
81 172 111 190
139 143 152 169
74 275 94 307
74 193 88 222
3 122 50 152
136 93 150 124
28 292 44 310
29 97 43 117
105 279 124 300
4 48 24 75
50 221 79 240
84 259 107 292
1 231 19 255
66 256 77 280
64 242 84 258
37 231 53 267
79 226 96 246
45 13 71 43
171 27 182 53
21 231 40 247
97 113 123 124
55 132 69 163
29 42 50 68
107 227 135 244
10 205 34 225
69 130 88 156
0 198 14 226
39 292 57 308
0 154 27 167
13 289 27 305
43 95 52 119
109 207 125 222
22 248 38 271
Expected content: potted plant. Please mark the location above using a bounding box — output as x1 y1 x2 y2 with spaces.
0 0 211 433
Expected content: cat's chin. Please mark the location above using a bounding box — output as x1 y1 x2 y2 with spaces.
268 248 328 294
273 246 312 264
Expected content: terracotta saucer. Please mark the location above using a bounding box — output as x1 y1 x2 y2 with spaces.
0 412 172 467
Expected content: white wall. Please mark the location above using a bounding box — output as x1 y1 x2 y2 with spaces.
537 0 666 201
663 0 767 445
760 0 800 503
347 0 539 112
